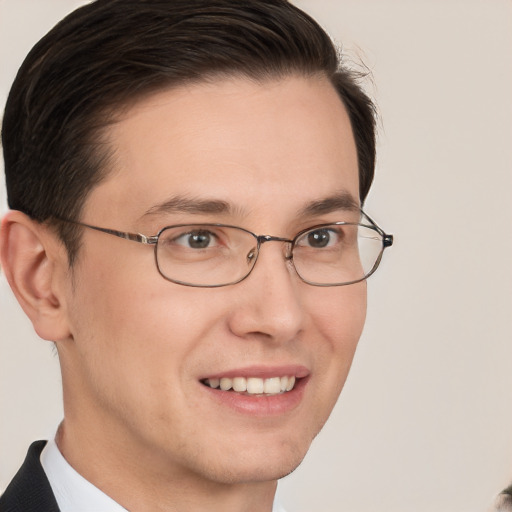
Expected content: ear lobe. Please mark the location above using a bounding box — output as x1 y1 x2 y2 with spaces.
0 211 71 342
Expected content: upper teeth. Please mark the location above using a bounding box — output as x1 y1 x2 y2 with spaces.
204 376 296 395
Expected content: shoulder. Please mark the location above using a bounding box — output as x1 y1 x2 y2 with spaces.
490 485 512 512
0 441 60 512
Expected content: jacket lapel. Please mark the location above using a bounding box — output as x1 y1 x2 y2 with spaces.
0 441 60 512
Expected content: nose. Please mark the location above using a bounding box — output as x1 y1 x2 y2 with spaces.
227 239 304 343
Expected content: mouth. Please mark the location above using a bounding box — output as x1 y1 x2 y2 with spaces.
201 375 297 396
198 366 309 415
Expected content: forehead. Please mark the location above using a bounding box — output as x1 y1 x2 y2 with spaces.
86 75 359 227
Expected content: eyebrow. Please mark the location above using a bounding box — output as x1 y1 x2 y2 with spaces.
299 191 360 217
142 196 242 218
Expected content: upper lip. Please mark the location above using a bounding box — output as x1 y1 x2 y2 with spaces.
200 365 310 380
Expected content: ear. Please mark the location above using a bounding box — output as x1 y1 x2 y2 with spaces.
0 211 72 342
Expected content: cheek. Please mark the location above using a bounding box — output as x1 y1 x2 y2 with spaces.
308 282 367 402
312 281 367 351
67 253 197 396
69 246 225 386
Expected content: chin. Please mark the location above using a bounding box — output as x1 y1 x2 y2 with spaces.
202 435 313 485
209 456 307 485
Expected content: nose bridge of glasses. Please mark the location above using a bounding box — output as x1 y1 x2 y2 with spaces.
256 235 294 259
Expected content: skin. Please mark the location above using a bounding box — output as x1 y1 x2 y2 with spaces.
1 75 366 512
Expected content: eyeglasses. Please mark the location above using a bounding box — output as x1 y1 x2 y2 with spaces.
57 211 393 287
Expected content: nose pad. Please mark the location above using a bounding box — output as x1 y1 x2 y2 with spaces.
246 247 257 265
283 241 293 261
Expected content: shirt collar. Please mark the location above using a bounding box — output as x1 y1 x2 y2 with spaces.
40 436 128 512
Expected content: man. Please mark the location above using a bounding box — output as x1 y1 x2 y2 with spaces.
0 1 392 510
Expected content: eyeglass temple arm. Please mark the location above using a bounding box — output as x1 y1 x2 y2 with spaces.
57 219 158 245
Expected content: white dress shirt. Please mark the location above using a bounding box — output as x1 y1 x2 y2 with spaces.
41 435 287 512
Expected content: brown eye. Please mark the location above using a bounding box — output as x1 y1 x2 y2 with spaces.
169 229 219 249
306 229 331 248
187 231 213 249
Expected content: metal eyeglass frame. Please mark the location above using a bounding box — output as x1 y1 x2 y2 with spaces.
55 210 393 288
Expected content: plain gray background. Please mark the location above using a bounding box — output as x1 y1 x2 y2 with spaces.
1 1 511 511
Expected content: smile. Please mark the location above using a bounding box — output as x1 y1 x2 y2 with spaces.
202 376 296 395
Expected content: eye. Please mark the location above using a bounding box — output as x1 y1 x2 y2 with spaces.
299 227 341 249
174 230 218 249
307 229 331 248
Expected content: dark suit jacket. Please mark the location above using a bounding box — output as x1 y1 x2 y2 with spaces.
0 441 60 512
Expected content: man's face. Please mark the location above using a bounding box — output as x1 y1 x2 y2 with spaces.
58 75 366 485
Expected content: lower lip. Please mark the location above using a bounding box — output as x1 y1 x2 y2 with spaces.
201 377 308 417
